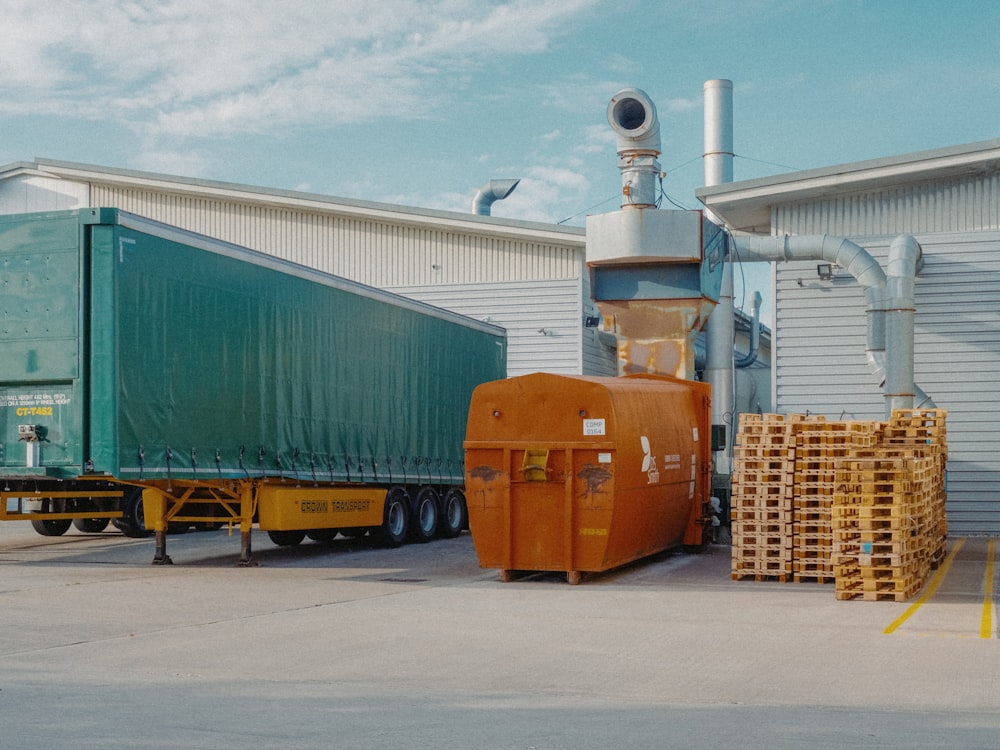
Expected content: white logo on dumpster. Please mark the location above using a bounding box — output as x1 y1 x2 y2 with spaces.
640 436 659 484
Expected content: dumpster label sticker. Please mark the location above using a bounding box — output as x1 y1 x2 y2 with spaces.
598 452 611 464
583 419 606 436
640 436 659 484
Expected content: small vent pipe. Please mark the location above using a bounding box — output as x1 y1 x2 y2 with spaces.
735 291 762 369
472 179 520 216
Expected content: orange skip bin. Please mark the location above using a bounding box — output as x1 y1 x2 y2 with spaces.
464 372 712 583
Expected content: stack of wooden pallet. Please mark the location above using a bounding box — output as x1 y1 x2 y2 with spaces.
832 409 948 601
792 419 880 582
731 413 795 580
730 409 948 601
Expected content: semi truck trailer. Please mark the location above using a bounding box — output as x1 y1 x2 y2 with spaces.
0 208 506 564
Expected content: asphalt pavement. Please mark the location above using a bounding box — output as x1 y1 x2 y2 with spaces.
0 523 997 749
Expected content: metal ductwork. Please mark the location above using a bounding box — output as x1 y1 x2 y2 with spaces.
472 178 520 216
702 79 735 476
732 233 934 416
735 291 762 369
607 87 662 209
587 87 724 380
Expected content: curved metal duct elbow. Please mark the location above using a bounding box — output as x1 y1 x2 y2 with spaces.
732 233 934 415
472 179 521 216
735 291 762 369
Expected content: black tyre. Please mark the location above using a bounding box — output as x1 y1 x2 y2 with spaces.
73 517 111 533
113 489 151 538
31 518 72 536
267 530 306 547
409 486 439 543
373 486 410 548
439 488 467 539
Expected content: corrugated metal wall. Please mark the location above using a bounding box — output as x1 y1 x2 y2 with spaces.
774 172 1000 236
89 185 582 285
772 229 1000 534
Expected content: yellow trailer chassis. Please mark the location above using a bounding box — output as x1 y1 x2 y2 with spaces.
2 479 462 566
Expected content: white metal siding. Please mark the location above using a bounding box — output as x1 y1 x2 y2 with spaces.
89 184 581 285
389 279 593 376
774 230 1000 533
774 172 1000 236
0 175 90 213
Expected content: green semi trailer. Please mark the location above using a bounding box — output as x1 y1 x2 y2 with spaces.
0 208 506 564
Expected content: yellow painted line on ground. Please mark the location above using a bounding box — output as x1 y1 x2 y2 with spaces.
883 537 966 635
980 538 996 640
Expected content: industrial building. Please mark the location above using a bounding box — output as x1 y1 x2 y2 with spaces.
698 137 1000 534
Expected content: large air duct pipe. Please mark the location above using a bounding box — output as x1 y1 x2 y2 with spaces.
702 79 735 475
607 88 661 208
472 178 521 216
732 233 934 417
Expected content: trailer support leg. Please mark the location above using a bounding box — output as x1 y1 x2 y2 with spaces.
238 529 257 567
152 529 174 565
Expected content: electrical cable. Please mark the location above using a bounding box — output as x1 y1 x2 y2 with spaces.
557 193 619 224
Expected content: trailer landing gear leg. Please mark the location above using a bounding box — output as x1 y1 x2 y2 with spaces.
152 530 174 565
238 530 258 567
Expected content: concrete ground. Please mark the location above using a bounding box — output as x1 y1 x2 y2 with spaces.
0 523 997 749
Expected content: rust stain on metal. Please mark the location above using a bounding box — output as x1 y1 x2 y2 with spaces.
470 465 502 483
577 463 612 509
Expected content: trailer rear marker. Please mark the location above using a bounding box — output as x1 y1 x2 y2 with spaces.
883 537 965 635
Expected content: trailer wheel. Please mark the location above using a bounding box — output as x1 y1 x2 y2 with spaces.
267 530 306 547
409 487 439 543
114 489 151 538
31 518 72 536
374 486 410 548
439 488 467 539
73 518 111 533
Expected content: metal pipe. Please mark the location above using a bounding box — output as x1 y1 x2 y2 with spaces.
703 79 734 215
472 179 521 216
732 233 934 415
885 234 935 411
607 88 661 209
735 291 762 368
703 80 735 474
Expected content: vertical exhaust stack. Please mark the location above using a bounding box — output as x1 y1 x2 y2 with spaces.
702 79 736 477
586 88 724 379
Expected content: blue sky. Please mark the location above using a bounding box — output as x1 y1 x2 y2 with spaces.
3 0 998 321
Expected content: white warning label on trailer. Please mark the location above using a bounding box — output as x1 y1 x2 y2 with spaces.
583 418 606 436
0 392 71 416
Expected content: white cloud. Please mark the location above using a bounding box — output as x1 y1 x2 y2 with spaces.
0 0 601 139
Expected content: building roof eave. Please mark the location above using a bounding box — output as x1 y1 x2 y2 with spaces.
0 158 586 247
696 137 1000 234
